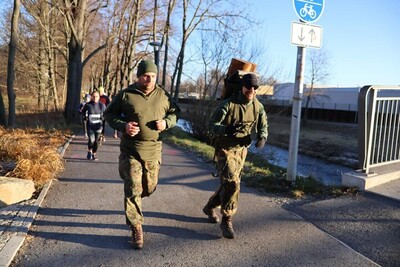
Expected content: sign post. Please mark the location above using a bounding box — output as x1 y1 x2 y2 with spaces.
287 42 306 182
287 0 324 182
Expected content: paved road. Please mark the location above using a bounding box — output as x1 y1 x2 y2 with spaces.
9 130 400 267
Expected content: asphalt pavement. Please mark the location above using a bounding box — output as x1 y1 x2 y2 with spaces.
1 127 399 267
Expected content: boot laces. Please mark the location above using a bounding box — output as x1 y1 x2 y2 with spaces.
132 225 142 241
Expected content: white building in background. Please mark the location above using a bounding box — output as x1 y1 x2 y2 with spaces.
261 83 361 111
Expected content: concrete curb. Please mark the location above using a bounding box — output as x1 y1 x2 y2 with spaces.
0 135 74 267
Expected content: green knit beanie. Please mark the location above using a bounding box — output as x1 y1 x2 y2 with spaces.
136 60 158 77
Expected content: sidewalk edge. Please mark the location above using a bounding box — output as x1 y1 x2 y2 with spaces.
286 210 382 267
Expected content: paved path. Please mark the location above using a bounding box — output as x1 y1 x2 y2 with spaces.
2 128 400 266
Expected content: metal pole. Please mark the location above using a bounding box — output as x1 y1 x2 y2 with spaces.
154 49 160 84
149 41 161 84
287 45 306 182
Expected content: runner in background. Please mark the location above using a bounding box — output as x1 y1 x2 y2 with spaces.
79 93 91 139
81 91 106 161
98 87 110 142
111 92 119 138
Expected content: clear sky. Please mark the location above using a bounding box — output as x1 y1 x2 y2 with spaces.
249 0 400 87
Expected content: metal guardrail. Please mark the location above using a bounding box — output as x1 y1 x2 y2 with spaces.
358 85 400 174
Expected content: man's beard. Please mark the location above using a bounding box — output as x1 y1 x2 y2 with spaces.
138 83 154 91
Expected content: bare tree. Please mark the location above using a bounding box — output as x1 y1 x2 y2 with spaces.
62 0 110 124
36 0 48 109
197 17 246 100
170 0 255 101
303 49 331 124
171 0 208 101
161 0 176 88
25 0 63 111
119 0 144 89
0 0 283 129
100 2 127 95
0 92 6 126
62 0 87 124
6 0 21 128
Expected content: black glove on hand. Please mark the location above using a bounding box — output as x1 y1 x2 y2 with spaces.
225 125 238 136
255 137 266 148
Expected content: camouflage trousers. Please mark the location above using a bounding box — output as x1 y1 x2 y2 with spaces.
118 152 160 225
206 146 247 217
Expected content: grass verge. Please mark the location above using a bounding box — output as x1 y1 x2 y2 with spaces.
161 126 358 198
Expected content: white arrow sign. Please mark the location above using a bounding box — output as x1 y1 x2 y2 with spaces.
291 21 323 48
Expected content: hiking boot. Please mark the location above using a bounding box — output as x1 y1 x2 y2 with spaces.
203 205 219 223
86 151 92 160
130 224 143 249
220 216 235 239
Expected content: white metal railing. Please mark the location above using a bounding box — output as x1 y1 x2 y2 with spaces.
358 85 400 174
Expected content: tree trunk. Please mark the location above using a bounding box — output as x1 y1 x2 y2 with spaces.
63 0 87 124
162 0 176 88
48 11 59 111
7 0 20 129
124 0 142 87
174 47 185 102
64 37 83 124
38 0 47 109
0 93 6 126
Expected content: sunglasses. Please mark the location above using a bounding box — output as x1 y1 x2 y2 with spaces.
244 85 258 90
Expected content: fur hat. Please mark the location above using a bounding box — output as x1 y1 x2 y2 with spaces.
136 60 158 77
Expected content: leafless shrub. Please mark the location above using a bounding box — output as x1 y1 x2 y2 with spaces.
185 100 217 144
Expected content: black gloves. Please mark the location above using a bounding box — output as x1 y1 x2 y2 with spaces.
255 137 266 148
225 125 239 136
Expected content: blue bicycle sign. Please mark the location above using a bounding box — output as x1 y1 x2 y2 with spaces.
293 0 324 23
300 3 317 19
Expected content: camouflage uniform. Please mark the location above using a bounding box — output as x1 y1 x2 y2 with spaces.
119 154 160 225
104 83 180 226
206 92 268 217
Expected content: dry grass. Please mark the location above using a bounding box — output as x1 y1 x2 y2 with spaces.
0 126 71 188
162 126 358 198
0 96 78 189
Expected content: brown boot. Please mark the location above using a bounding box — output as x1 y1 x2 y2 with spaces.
130 224 143 249
220 216 235 239
203 205 219 223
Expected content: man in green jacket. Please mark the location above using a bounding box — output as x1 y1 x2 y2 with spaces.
104 60 180 249
203 73 268 239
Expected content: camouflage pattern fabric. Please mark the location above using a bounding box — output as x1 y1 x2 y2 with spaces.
118 153 160 225
206 146 247 217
